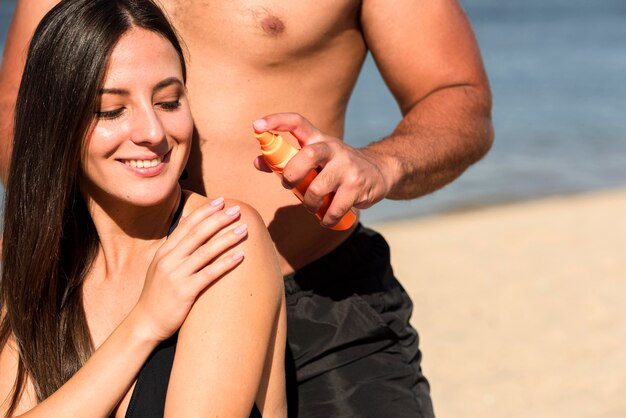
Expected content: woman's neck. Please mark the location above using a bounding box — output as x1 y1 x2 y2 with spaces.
83 188 183 280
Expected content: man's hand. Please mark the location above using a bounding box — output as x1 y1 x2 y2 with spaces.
253 113 393 227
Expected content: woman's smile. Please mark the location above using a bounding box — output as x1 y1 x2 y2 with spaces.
117 150 172 177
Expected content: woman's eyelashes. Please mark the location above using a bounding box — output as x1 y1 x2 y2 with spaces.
96 107 124 120
157 99 181 111
95 98 181 120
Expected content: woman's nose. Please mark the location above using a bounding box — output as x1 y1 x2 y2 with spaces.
129 105 165 145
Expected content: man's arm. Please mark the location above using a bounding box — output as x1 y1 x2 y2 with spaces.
361 0 493 198
0 0 59 182
255 0 493 227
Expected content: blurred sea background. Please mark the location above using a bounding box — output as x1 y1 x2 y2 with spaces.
1 0 625 223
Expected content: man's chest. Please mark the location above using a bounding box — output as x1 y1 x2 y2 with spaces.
161 0 362 56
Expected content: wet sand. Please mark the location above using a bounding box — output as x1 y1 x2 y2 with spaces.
372 188 626 418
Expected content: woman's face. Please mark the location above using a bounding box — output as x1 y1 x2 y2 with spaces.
80 27 192 208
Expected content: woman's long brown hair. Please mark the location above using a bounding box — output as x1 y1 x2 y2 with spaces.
0 0 186 415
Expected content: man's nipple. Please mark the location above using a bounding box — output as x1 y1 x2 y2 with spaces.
261 15 285 36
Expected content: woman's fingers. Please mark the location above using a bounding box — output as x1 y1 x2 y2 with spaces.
161 203 241 260
160 197 225 252
191 248 246 292
180 222 248 276
137 198 252 341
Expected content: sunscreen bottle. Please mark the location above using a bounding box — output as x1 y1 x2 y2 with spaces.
254 131 356 231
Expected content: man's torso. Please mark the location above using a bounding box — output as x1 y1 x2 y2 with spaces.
165 0 368 274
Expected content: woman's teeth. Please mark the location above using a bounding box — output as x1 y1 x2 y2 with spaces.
125 157 162 168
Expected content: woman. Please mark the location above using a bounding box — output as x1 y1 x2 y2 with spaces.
0 0 287 417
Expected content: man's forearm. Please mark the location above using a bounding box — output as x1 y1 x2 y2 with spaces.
363 83 494 200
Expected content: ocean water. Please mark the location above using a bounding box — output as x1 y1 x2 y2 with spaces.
346 0 626 222
2 0 625 223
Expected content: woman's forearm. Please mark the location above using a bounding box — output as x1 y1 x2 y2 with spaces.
17 310 158 418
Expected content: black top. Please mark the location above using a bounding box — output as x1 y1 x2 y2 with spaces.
125 192 262 418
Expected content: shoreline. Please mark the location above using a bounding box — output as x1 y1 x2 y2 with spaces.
363 186 626 225
371 187 626 417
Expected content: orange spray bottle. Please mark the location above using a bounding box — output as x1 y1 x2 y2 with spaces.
254 131 357 231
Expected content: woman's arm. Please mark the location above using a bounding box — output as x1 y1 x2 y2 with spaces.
0 199 247 417
165 197 287 418
0 311 159 417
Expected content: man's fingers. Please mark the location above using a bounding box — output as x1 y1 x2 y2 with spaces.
299 168 336 214
321 182 362 227
282 141 332 188
253 155 273 173
252 113 387 227
303 172 356 226
253 113 322 147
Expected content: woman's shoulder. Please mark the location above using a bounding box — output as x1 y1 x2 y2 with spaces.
180 190 279 282
165 192 285 416
182 191 266 228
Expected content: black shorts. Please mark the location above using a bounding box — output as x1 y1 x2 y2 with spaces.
284 224 434 418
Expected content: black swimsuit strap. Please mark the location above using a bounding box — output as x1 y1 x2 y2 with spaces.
125 190 185 418
167 189 185 237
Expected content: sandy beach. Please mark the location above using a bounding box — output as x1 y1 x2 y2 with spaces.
372 188 626 418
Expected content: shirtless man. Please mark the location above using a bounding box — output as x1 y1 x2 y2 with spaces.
0 0 493 416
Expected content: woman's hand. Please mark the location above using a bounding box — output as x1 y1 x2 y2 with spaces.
131 197 248 343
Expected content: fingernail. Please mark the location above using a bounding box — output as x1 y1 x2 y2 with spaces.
253 119 267 131
233 223 248 235
232 251 245 261
211 196 225 206
281 179 294 190
225 205 241 216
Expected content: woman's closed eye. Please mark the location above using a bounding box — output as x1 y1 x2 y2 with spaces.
96 107 124 120
95 100 179 120
156 99 181 111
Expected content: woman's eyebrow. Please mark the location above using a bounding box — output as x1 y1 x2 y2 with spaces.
98 78 182 96
154 77 183 92
99 87 129 96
